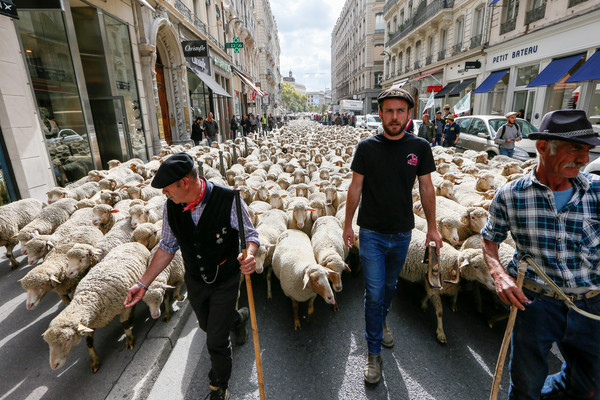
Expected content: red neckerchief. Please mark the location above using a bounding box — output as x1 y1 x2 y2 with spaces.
182 179 206 212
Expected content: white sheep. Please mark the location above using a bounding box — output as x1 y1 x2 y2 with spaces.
253 208 288 299
142 248 185 322
0 198 45 268
129 203 160 229
286 197 315 236
47 181 100 204
272 229 336 330
92 203 129 234
125 184 162 201
95 216 135 257
43 242 151 372
65 243 103 278
133 220 163 250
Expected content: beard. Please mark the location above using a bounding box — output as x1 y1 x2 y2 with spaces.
382 120 407 137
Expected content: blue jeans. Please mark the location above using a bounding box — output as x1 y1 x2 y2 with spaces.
508 288 600 400
433 135 442 146
500 148 515 157
359 228 411 355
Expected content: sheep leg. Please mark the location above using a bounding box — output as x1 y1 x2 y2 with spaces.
420 292 430 312
6 241 19 269
450 292 458 313
306 297 315 324
162 290 173 323
59 293 71 305
292 299 301 330
473 284 483 314
173 281 185 301
332 292 339 312
266 266 273 300
120 307 135 350
86 332 100 373
430 293 447 344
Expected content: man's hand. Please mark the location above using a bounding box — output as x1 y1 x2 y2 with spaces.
238 251 256 275
491 268 530 311
342 225 355 248
124 284 145 308
425 229 443 254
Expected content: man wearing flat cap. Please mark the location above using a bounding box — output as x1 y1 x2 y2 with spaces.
124 152 259 400
494 111 522 158
442 114 460 147
482 110 600 400
343 87 442 385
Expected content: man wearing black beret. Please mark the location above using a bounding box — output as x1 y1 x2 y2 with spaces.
124 152 259 400
482 110 600 400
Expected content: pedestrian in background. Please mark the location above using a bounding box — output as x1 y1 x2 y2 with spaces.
494 111 522 158
261 114 267 134
443 104 452 120
249 113 257 134
203 112 218 146
230 115 239 140
124 153 259 400
241 114 249 137
442 115 460 147
418 113 435 145
342 87 442 385
434 110 444 146
482 110 600 400
191 116 203 146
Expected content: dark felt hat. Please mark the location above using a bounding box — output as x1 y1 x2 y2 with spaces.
377 87 414 109
528 110 600 146
151 152 194 188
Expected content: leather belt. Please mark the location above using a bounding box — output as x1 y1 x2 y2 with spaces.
522 281 600 302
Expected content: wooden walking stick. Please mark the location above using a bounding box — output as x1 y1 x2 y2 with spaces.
489 258 528 400
234 189 266 400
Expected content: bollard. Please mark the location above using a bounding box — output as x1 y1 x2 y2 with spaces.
219 150 225 176
232 144 238 164
197 160 204 178
244 137 248 157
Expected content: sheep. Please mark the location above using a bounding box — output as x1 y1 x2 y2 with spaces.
286 197 315 236
132 220 163 250
65 243 103 278
42 242 151 372
310 217 349 309
16 198 79 253
272 229 336 330
434 180 456 201
125 184 162 201
95 216 135 257
400 228 462 343
268 189 290 210
129 203 160 229
253 209 288 300
0 198 45 268
92 204 128 234
47 181 100 204
458 207 489 241
142 248 185 322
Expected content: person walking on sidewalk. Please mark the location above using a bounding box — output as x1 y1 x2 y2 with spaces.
482 110 600 400
124 153 260 400
417 113 435 145
342 87 442 385
433 110 444 146
494 111 522 158
203 112 219 146
230 115 239 140
191 116 203 146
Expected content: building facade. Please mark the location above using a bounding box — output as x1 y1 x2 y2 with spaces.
331 0 386 115
0 0 280 204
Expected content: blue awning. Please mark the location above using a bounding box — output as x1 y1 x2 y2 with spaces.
566 51 600 83
527 53 586 87
448 78 476 97
473 69 509 93
434 81 460 98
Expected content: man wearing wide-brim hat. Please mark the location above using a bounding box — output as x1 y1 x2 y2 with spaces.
124 152 260 400
481 110 600 400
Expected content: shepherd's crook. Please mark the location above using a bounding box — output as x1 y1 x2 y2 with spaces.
489 258 528 400
234 189 266 400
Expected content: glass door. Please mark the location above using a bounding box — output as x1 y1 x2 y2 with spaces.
513 90 535 123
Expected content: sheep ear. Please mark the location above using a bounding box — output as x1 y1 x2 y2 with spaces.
344 263 351 272
50 275 61 284
307 208 316 212
111 210 120 213
91 248 103 256
77 323 94 334
459 257 470 269
46 241 55 251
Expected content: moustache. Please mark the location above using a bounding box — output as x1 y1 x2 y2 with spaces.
564 162 586 169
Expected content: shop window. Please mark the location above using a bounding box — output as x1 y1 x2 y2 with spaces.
587 81 600 127
515 64 539 87
488 72 510 115
546 57 586 112
16 10 94 187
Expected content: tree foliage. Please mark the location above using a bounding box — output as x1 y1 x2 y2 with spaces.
281 82 307 113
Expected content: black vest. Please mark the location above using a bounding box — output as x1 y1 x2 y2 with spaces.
167 184 240 284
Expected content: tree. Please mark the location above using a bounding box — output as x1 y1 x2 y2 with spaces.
281 82 308 113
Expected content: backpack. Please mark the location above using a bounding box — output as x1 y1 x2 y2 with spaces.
496 123 521 142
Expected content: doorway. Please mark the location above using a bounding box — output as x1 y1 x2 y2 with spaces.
513 90 535 123
155 51 172 145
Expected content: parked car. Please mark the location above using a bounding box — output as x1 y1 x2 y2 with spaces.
361 114 382 131
355 115 365 128
47 129 86 144
454 116 540 161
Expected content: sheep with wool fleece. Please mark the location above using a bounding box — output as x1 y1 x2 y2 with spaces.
253 208 288 300
458 207 489 242
132 220 163 251
95 216 135 257
92 203 129 234
434 180 457 201
286 197 315 236
126 184 162 201
129 203 160 229
16 198 79 253
310 216 349 298
268 189 291 211
271 229 336 330
143 247 184 322
65 243 103 278
47 181 100 204
0 199 45 268
43 242 150 372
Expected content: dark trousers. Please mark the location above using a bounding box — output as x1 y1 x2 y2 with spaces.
185 270 241 389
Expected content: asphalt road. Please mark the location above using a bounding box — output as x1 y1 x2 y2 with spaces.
184 268 563 400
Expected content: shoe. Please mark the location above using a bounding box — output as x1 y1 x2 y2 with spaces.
382 322 394 348
208 386 230 400
231 307 249 346
363 353 382 384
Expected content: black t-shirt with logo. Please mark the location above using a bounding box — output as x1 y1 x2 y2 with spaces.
351 133 436 234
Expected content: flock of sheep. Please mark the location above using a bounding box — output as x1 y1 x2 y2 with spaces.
0 119 534 372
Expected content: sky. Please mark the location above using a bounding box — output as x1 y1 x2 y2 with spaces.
270 0 345 92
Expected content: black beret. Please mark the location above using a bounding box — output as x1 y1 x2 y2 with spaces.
151 152 194 188
377 87 415 109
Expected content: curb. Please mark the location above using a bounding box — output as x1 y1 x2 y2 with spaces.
106 300 192 400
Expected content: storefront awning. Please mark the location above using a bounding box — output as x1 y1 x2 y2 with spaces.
233 69 264 96
410 68 443 82
434 81 460 98
473 69 509 93
566 51 600 83
187 66 231 97
391 78 409 88
448 78 476 97
527 53 586 87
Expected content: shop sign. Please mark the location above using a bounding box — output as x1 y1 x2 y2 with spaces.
492 45 539 64
427 85 442 92
182 40 208 57
188 56 210 75
225 37 244 53
0 0 18 19
213 56 232 73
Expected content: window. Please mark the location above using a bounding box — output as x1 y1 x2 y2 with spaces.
505 0 519 21
473 6 484 36
392 16 397 33
400 10 405 25
547 57 586 112
375 13 384 31
587 81 600 127
488 71 510 115
415 41 422 68
427 35 434 58
398 52 403 74
515 64 539 86
439 28 448 57
458 118 473 133
406 47 411 70
455 18 464 45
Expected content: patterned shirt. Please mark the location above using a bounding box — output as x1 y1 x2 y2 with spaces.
481 169 600 290
159 179 259 254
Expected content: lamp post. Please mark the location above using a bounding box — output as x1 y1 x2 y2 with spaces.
224 16 243 40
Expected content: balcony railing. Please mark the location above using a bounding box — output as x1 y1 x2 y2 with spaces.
569 0 588 7
500 17 517 34
194 15 207 34
525 3 546 24
452 43 462 54
426 55 432 65
438 50 446 60
405 66 411 73
175 0 192 22
386 0 454 47
470 34 482 49
384 0 398 15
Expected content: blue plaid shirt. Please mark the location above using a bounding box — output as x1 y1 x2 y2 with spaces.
482 169 600 290
159 179 259 254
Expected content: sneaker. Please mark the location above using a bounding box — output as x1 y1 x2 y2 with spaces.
363 353 382 384
208 386 230 400
231 307 249 346
382 322 394 348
